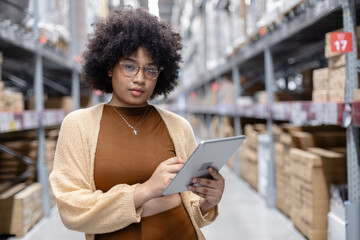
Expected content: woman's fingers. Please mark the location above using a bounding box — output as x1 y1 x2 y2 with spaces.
191 168 224 189
163 157 185 165
208 167 224 181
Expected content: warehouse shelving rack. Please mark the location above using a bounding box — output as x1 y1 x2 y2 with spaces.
166 0 360 239
0 0 82 218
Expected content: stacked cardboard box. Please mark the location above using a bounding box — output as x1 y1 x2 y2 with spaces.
221 117 236 170
210 116 220 140
219 78 235 105
0 54 25 112
313 27 360 102
275 125 346 222
354 89 360 101
312 68 329 102
239 124 267 190
0 139 35 185
275 130 295 217
2 92 24 112
325 28 360 102
0 183 43 237
289 148 347 240
325 27 360 59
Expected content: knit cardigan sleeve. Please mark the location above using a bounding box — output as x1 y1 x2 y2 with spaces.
49 108 142 234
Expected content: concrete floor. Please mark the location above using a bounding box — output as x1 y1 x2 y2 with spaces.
6 166 305 240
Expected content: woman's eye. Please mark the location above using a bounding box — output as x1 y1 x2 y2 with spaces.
146 68 157 73
125 64 136 70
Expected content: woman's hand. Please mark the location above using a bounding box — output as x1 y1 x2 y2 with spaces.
134 157 184 207
187 167 225 215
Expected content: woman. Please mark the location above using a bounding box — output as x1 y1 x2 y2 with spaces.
49 7 224 240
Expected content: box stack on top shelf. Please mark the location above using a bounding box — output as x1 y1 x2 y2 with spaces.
313 27 360 103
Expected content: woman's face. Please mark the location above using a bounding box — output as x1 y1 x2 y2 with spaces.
109 47 159 107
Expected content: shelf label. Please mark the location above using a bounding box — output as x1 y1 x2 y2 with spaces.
330 32 353 53
9 121 18 131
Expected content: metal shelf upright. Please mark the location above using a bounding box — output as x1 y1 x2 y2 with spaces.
342 0 360 239
33 0 51 217
264 36 276 208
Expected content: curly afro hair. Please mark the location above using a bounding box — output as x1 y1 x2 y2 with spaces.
81 7 182 99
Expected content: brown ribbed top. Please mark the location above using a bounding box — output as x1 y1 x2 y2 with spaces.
94 104 176 190
94 104 197 239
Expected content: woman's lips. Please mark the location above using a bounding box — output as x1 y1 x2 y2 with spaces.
130 89 144 96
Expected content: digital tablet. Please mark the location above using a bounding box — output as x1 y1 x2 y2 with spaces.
162 135 246 195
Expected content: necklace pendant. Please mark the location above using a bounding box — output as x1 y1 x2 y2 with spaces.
133 129 138 135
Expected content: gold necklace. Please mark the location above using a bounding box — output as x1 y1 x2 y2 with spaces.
111 105 148 135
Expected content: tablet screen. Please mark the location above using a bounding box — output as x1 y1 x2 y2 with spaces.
163 135 246 195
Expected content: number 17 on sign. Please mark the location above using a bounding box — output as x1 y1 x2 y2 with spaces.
330 32 353 53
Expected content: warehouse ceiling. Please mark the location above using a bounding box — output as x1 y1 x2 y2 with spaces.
138 0 175 24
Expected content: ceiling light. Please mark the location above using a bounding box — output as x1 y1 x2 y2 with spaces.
148 0 160 17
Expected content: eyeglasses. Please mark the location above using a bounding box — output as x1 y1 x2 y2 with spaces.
119 61 163 80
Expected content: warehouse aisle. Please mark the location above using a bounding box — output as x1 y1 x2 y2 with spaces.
8 166 305 240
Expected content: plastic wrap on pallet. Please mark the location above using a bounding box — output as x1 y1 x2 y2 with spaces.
327 185 347 240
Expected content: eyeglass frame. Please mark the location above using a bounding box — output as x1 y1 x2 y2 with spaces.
118 61 164 80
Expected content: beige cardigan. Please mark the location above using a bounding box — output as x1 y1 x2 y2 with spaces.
49 103 218 240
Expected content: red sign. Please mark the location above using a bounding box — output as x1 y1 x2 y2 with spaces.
330 32 353 53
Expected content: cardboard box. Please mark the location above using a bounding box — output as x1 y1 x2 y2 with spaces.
328 54 346 69
329 67 346 89
328 89 345 102
3 91 24 112
312 90 328 102
239 144 258 190
354 89 360 101
0 183 43 237
313 131 347 148
289 148 347 240
45 96 74 111
312 78 328 91
312 67 329 81
325 27 360 58
290 131 315 149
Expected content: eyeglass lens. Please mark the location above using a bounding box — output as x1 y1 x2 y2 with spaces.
120 62 161 79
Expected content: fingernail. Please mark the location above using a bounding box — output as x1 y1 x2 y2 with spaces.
187 186 192 191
